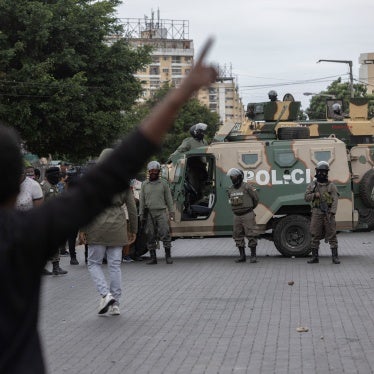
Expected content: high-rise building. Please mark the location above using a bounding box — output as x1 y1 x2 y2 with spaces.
359 52 374 94
197 64 245 125
120 11 245 125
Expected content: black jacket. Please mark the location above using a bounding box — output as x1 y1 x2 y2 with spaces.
0 129 157 373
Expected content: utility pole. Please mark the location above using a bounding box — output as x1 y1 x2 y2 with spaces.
317 59 354 98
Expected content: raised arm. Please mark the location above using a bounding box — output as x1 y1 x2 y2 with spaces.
139 38 217 145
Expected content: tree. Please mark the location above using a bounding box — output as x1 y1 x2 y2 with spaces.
0 0 151 162
306 78 369 119
124 83 220 163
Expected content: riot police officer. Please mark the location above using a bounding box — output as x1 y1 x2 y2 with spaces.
139 161 175 265
305 161 340 264
268 90 278 102
168 122 208 161
227 168 259 263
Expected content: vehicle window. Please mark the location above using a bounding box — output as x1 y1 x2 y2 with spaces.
314 150 332 162
241 154 258 165
274 150 297 167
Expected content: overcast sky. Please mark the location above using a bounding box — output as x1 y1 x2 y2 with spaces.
117 0 373 110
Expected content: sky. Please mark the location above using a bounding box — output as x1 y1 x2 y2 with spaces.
116 0 374 111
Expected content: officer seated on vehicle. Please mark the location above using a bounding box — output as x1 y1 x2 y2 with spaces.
268 90 278 102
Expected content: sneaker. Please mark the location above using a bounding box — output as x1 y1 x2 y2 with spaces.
60 249 69 256
70 257 79 265
122 256 134 263
98 293 115 314
109 304 121 316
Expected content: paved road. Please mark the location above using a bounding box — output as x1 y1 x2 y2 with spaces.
40 232 374 374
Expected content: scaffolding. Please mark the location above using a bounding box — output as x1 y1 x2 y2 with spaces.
120 10 189 40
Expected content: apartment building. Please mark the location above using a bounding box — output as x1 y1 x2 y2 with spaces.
121 13 245 125
359 52 374 94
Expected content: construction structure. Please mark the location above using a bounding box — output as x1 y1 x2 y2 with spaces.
120 11 245 125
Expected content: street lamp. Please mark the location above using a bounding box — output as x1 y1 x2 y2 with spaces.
317 59 354 98
303 92 336 99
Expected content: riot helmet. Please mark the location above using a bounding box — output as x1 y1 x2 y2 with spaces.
147 160 161 181
268 90 278 102
332 103 342 114
190 123 207 141
315 161 329 183
227 168 244 188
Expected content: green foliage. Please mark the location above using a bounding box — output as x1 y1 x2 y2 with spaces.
0 0 151 162
306 78 369 120
124 82 220 163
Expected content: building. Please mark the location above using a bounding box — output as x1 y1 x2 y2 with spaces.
359 52 374 94
197 64 245 125
120 11 245 125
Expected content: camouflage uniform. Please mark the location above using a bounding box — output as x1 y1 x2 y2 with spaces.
305 180 339 263
228 182 259 263
139 178 174 264
169 137 207 160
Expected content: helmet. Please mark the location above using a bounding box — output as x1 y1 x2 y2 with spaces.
332 103 342 113
316 161 329 171
227 168 244 187
268 90 278 101
147 161 161 171
189 123 207 140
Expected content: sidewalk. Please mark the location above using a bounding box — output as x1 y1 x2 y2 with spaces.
40 231 374 373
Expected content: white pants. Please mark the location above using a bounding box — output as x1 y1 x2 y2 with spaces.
87 245 122 304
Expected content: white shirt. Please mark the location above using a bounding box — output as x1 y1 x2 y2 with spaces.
16 177 43 211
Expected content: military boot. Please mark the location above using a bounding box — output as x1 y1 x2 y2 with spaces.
331 248 340 264
146 250 157 265
235 247 246 263
307 249 319 264
165 247 173 264
52 261 68 275
249 247 257 263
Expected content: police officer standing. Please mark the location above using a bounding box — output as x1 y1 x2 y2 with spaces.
139 161 175 265
305 161 340 264
40 167 68 275
227 168 259 263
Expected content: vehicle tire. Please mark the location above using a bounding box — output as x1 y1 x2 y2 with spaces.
359 169 374 208
273 215 311 257
277 127 310 140
357 208 374 231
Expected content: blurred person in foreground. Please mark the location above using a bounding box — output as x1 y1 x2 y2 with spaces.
0 38 217 373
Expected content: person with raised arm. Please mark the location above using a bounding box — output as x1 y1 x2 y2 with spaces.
0 39 217 373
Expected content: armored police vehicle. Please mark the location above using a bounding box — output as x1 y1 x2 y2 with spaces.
163 133 374 257
235 95 374 148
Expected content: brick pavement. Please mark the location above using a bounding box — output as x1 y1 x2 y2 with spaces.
39 232 374 373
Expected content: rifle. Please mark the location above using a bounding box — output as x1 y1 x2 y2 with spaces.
314 182 330 223
143 207 159 249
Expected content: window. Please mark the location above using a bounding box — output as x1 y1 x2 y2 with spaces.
172 56 181 63
314 151 332 162
242 154 258 165
274 150 297 167
150 67 159 75
172 68 182 75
